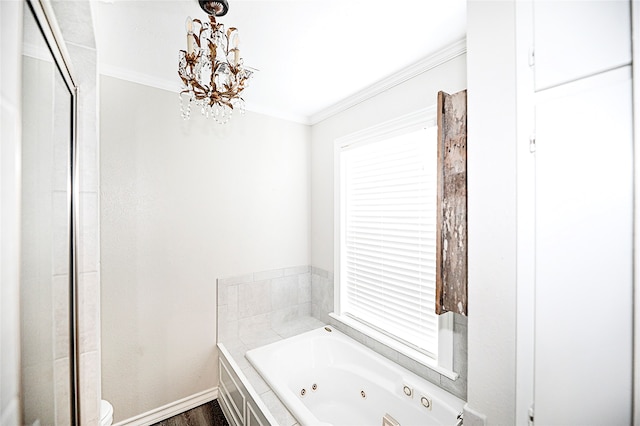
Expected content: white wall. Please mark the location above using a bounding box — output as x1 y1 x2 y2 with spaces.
310 54 467 271
100 76 310 422
465 2 518 424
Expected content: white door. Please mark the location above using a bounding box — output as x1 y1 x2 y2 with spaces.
532 1 633 423
534 66 633 425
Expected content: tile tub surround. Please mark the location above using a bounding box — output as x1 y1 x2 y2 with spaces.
216 265 325 425
215 265 467 424
310 267 334 325
217 266 313 344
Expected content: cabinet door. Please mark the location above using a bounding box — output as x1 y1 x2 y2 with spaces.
534 0 631 90
220 358 246 425
246 401 268 426
534 66 633 425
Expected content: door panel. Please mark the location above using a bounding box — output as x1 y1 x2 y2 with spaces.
534 66 633 424
534 0 631 90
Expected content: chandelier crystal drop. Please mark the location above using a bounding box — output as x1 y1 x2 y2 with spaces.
178 11 252 124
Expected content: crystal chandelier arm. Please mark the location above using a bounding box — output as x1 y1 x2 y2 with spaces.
208 40 219 94
191 79 209 97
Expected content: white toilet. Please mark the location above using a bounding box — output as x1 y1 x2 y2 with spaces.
100 400 113 426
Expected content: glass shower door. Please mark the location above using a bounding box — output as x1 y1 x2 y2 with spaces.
20 2 77 424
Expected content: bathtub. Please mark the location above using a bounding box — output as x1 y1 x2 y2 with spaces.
246 326 464 426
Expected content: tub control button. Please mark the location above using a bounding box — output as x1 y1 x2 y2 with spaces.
421 396 432 410
403 386 413 397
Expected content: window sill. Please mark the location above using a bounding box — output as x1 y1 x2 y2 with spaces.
328 312 459 381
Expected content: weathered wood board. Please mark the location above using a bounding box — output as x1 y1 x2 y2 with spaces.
435 90 468 316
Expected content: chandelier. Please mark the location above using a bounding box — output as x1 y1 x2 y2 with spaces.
178 0 253 123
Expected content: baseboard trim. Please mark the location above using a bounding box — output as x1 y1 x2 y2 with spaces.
113 387 219 426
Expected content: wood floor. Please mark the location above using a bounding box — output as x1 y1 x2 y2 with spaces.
151 400 229 426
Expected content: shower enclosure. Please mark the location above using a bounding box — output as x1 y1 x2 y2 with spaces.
20 0 80 424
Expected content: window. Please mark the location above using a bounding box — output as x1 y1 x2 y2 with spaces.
334 108 453 368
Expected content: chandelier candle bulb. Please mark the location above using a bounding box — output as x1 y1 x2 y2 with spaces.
187 34 195 55
185 17 195 55
230 29 239 48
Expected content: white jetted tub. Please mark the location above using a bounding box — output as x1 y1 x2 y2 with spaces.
246 326 464 426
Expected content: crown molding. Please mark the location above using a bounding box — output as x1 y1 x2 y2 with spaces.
100 38 466 127
99 66 311 124
100 64 180 93
309 38 467 125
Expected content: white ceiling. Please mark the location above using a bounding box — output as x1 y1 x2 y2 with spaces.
94 0 466 124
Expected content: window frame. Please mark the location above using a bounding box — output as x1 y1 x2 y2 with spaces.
332 107 456 377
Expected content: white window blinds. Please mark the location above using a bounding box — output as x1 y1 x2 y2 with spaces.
340 126 438 357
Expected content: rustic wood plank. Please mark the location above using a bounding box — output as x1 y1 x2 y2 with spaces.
435 90 468 316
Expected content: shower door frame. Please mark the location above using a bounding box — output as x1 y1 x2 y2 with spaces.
23 0 80 424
